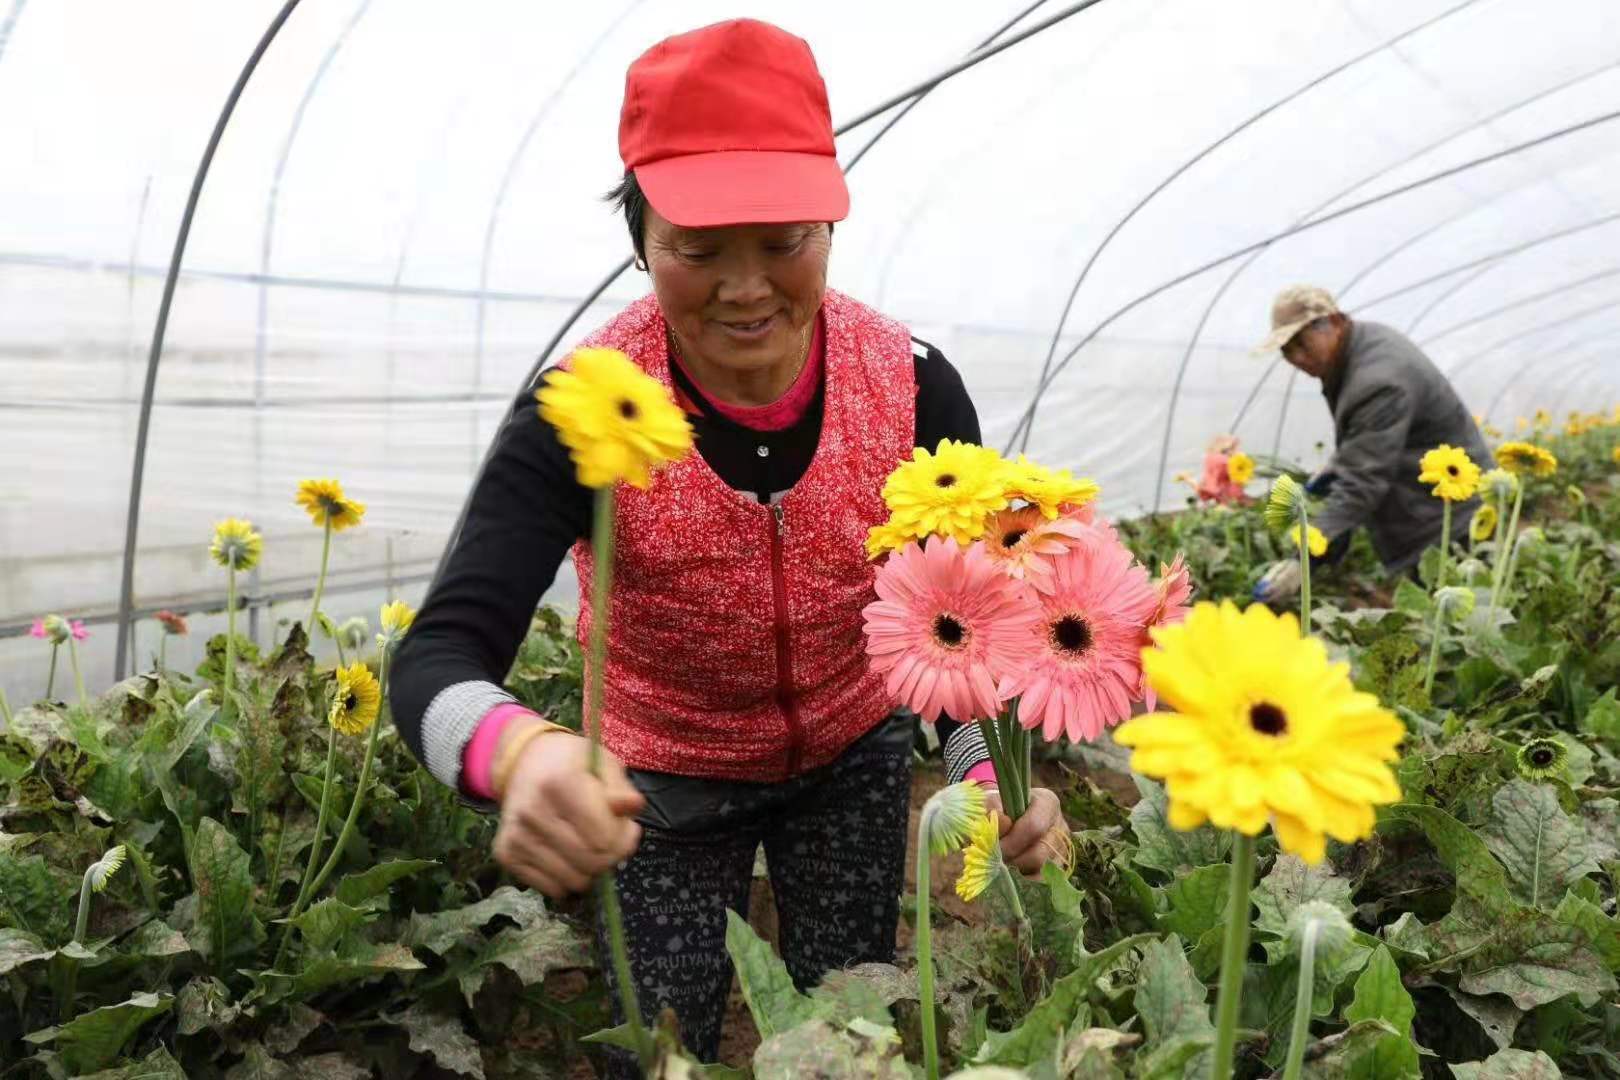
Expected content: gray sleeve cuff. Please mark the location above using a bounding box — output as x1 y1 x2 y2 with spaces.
942 722 992 785
421 680 520 790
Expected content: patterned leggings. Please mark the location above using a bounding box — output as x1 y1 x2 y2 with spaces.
593 712 914 1076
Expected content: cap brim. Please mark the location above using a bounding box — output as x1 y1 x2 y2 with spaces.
635 150 850 228
1252 318 1311 356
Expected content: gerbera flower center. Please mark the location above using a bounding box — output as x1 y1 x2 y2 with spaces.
931 614 967 648
935 473 957 489
1001 529 1027 549
1446 465 1458 477
617 398 639 420
1529 746 1555 767
1050 615 1091 655
1249 702 1288 736
344 693 357 712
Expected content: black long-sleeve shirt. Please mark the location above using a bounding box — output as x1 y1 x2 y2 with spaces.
392 335 982 782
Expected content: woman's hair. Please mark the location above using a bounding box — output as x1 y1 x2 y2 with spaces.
605 171 833 266
605 172 650 264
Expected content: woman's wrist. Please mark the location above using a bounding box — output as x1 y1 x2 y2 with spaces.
490 715 576 800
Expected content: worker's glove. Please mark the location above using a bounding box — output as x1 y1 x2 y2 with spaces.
1253 559 1302 604
1304 470 1336 497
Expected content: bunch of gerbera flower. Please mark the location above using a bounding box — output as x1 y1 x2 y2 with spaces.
861 440 1189 818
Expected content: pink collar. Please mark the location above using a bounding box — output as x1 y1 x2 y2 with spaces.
670 315 825 432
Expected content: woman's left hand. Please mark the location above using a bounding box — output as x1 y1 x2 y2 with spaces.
983 787 1069 876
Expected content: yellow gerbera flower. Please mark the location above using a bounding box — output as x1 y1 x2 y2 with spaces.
1612 446 1620 466
296 478 366 531
536 347 693 490
329 661 381 736
1115 602 1404 864
881 439 1008 545
1470 503 1497 543
1226 452 1256 486
209 518 263 571
1515 417 1529 432
1289 523 1328 557
864 519 913 561
1494 441 1558 478
999 454 1099 519
376 600 416 649
955 813 1003 903
1533 408 1551 430
1417 444 1480 501
1263 474 1306 532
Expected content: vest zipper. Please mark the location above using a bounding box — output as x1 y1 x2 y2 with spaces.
769 502 804 776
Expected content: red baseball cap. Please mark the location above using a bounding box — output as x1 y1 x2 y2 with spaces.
618 19 850 228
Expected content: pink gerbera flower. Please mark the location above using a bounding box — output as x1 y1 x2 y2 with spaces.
69 620 89 641
980 507 1090 589
29 619 47 639
1139 553 1193 709
862 536 1042 723
997 531 1159 743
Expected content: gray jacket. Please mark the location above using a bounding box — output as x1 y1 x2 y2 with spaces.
1314 320 1491 573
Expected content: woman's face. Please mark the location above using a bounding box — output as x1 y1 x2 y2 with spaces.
643 205 830 376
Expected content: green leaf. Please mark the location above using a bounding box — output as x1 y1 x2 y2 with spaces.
224 1043 298 1080
1579 687 1620 743
1344 945 1414 1036
151 688 217 773
0 926 52 974
291 1054 370 1080
333 857 437 905
456 918 593 1006
1388 804 1514 913
287 897 376 953
1450 1048 1563 1079
1553 888 1620 967
25 991 174 1074
188 816 262 963
809 964 913 1027
264 941 426 1000
404 885 548 956
1456 918 1616 1008
1018 862 1089 975
971 932 1154 1067
1445 989 1523 1050
1479 781 1598 909
391 1001 485 1079
175 976 240 1037
752 1018 911 1080
75 1045 187 1080
1129 777 1230 875
1253 855 1353 960
725 909 818 1039
1296 1019 1412 1079
1134 935 1213 1048
0 851 75 944
1379 913 1429 962
1159 864 1230 942
122 919 191 959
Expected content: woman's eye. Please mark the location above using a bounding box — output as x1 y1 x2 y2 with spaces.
680 249 717 262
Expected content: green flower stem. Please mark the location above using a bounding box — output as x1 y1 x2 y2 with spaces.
58 870 100 1021
1489 482 1525 612
981 713 1029 819
46 643 58 700
1280 918 1324 1080
995 861 1028 924
275 722 339 969
66 634 88 710
916 802 944 1080
306 519 333 638
1436 499 1453 592
1297 504 1312 635
1423 606 1446 699
587 487 652 1071
227 567 253 859
1210 832 1257 1080
333 634 348 669
159 634 167 670
0 684 11 727
308 651 389 899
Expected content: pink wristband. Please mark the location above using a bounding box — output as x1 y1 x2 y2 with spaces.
965 760 999 787
461 703 540 799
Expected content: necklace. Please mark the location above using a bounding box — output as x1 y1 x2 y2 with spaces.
667 321 813 406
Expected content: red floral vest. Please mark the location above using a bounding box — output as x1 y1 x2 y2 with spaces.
570 290 916 781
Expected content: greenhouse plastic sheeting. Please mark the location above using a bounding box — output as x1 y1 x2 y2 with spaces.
3 0 1619 700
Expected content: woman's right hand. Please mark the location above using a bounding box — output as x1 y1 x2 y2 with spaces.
492 731 645 898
